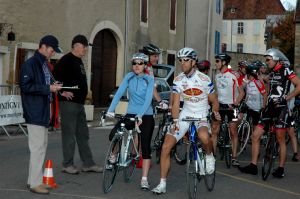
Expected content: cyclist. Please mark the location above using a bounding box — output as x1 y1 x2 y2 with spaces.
239 48 300 177
240 63 267 130
196 59 220 152
106 53 155 190
237 60 248 85
151 47 220 194
254 60 269 92
215 53 245 167
142 43 168 108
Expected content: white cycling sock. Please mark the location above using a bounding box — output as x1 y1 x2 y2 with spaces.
142 177 147 181
160 178 166 186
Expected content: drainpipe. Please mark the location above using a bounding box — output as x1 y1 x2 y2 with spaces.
206 0 212 59
184 0 187 46
124 0 129 77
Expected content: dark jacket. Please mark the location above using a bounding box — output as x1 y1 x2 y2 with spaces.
20 51 51 127
53 52 88 104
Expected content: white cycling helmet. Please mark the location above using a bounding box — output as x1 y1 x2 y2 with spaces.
264 48 289 62
177 47 198 60
131 53 149 63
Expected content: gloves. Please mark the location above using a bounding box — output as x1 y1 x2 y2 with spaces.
106 112 115 118
135 116 143 126
159 100 169 110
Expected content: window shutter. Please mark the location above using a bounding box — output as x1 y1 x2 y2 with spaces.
170 0 176 30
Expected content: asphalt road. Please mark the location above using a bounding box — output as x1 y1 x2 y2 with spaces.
0 124 299 199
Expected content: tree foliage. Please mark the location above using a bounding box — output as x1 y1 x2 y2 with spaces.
271 11 295 64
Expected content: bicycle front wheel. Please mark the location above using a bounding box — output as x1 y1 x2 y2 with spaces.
123 132 140 183
153 122 164 164
204 154 216 191
223 126 232 168
186 144 199 199
237 121 251 157
174 137 188 165
262 134 276 181
102 135 121 193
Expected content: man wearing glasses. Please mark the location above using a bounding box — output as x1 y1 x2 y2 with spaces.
215 53 245 167
239 48 300 178
152 47 220 194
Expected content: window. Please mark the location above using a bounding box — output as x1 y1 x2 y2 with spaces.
237 43 243 53
237 22 244 34
170 0 177 31
141 0 148 23
230 8 236 13
216 0 221 14
167 53 175 66
214 31 220 55
221 43 227 53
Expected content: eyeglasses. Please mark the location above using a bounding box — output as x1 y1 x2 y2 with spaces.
265 58 272 62
179 58 191 62
132 61 144 65
215 60 221 63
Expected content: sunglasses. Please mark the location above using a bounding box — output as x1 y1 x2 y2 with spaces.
265 58 272 62
132 61 144 65
179 58 191 62
215 60 221 63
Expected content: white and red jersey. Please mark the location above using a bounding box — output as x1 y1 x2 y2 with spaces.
215 69 242 104
245 79 266 112
173 70 214 117
144 63 154 76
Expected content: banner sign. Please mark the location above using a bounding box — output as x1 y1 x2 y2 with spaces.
0 95 25 125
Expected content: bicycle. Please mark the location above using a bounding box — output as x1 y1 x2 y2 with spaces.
261 117 279 181
102 114 140 193
286 104 300 145
237 108 253 157
217 114 232 168
152 106 187 165
184 117 215 199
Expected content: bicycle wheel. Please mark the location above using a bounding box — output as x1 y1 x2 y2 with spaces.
203 153 216 192
223 125 231 168
102 135 121 193
186 144 199 199
153 122 164 164
174 138 188 165
262 134 276 181
237 121 251 156
123 132 139 183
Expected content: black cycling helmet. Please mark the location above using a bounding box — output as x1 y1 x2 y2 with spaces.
197 60 211 72
238 60 248 68
215 53 231 65
143 43 161 55
246 63 259 78
252 60 264 68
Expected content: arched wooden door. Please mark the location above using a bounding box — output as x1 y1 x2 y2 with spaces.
91 29 117 107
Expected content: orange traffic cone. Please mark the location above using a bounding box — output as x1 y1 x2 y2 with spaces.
43 160 57 188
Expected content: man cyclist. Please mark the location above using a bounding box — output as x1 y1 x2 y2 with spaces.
151 47 220 194
215 53 245 166
196 59 211 75
238 48 300 177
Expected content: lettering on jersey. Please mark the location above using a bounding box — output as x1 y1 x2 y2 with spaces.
197 74 209 82
174 75 183 82
183 88 203 96
270 86 283 99
253 79 266 94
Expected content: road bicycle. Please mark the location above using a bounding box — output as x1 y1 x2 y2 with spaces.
102 114 140 193
184 117 215 199
237 108 253 157
152 107 187 165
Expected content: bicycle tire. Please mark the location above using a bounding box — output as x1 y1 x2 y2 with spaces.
223 124 231 168
186 144 199 199
262 134 276 181
237 121 251 157
203 153 216 192
123 132 139 183
174 138 188 165
153 122 164 164
102 135 121 193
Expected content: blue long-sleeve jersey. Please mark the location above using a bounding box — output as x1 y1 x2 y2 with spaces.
108 72 154 116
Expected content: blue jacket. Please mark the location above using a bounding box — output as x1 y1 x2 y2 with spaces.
108 72 154 116
20 51 51 127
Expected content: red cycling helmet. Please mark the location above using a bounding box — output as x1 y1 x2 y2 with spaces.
197 60 211 72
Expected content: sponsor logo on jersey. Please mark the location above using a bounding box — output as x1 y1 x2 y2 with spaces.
174 75 183 82
183 88 203 96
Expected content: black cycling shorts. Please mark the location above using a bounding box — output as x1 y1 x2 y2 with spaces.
257 105 290 130
219 103 239 123
240 104 261 126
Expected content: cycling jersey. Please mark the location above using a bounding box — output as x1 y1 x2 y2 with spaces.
108 72 154 116
245 79 266 112
145 63 154 76
268 64 295 105
216 69 242 104
173 70 214 117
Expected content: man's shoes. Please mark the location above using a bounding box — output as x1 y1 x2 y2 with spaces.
152 183 166 194
231 159 240 167
292 153 299 162
62 165 80 174
238 163 258 175
29 184 49 194
82 165 103 173
141 180 150 190
205 154 215 174
272 167 284 178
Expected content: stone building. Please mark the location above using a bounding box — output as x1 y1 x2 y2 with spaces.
0 0 222 107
